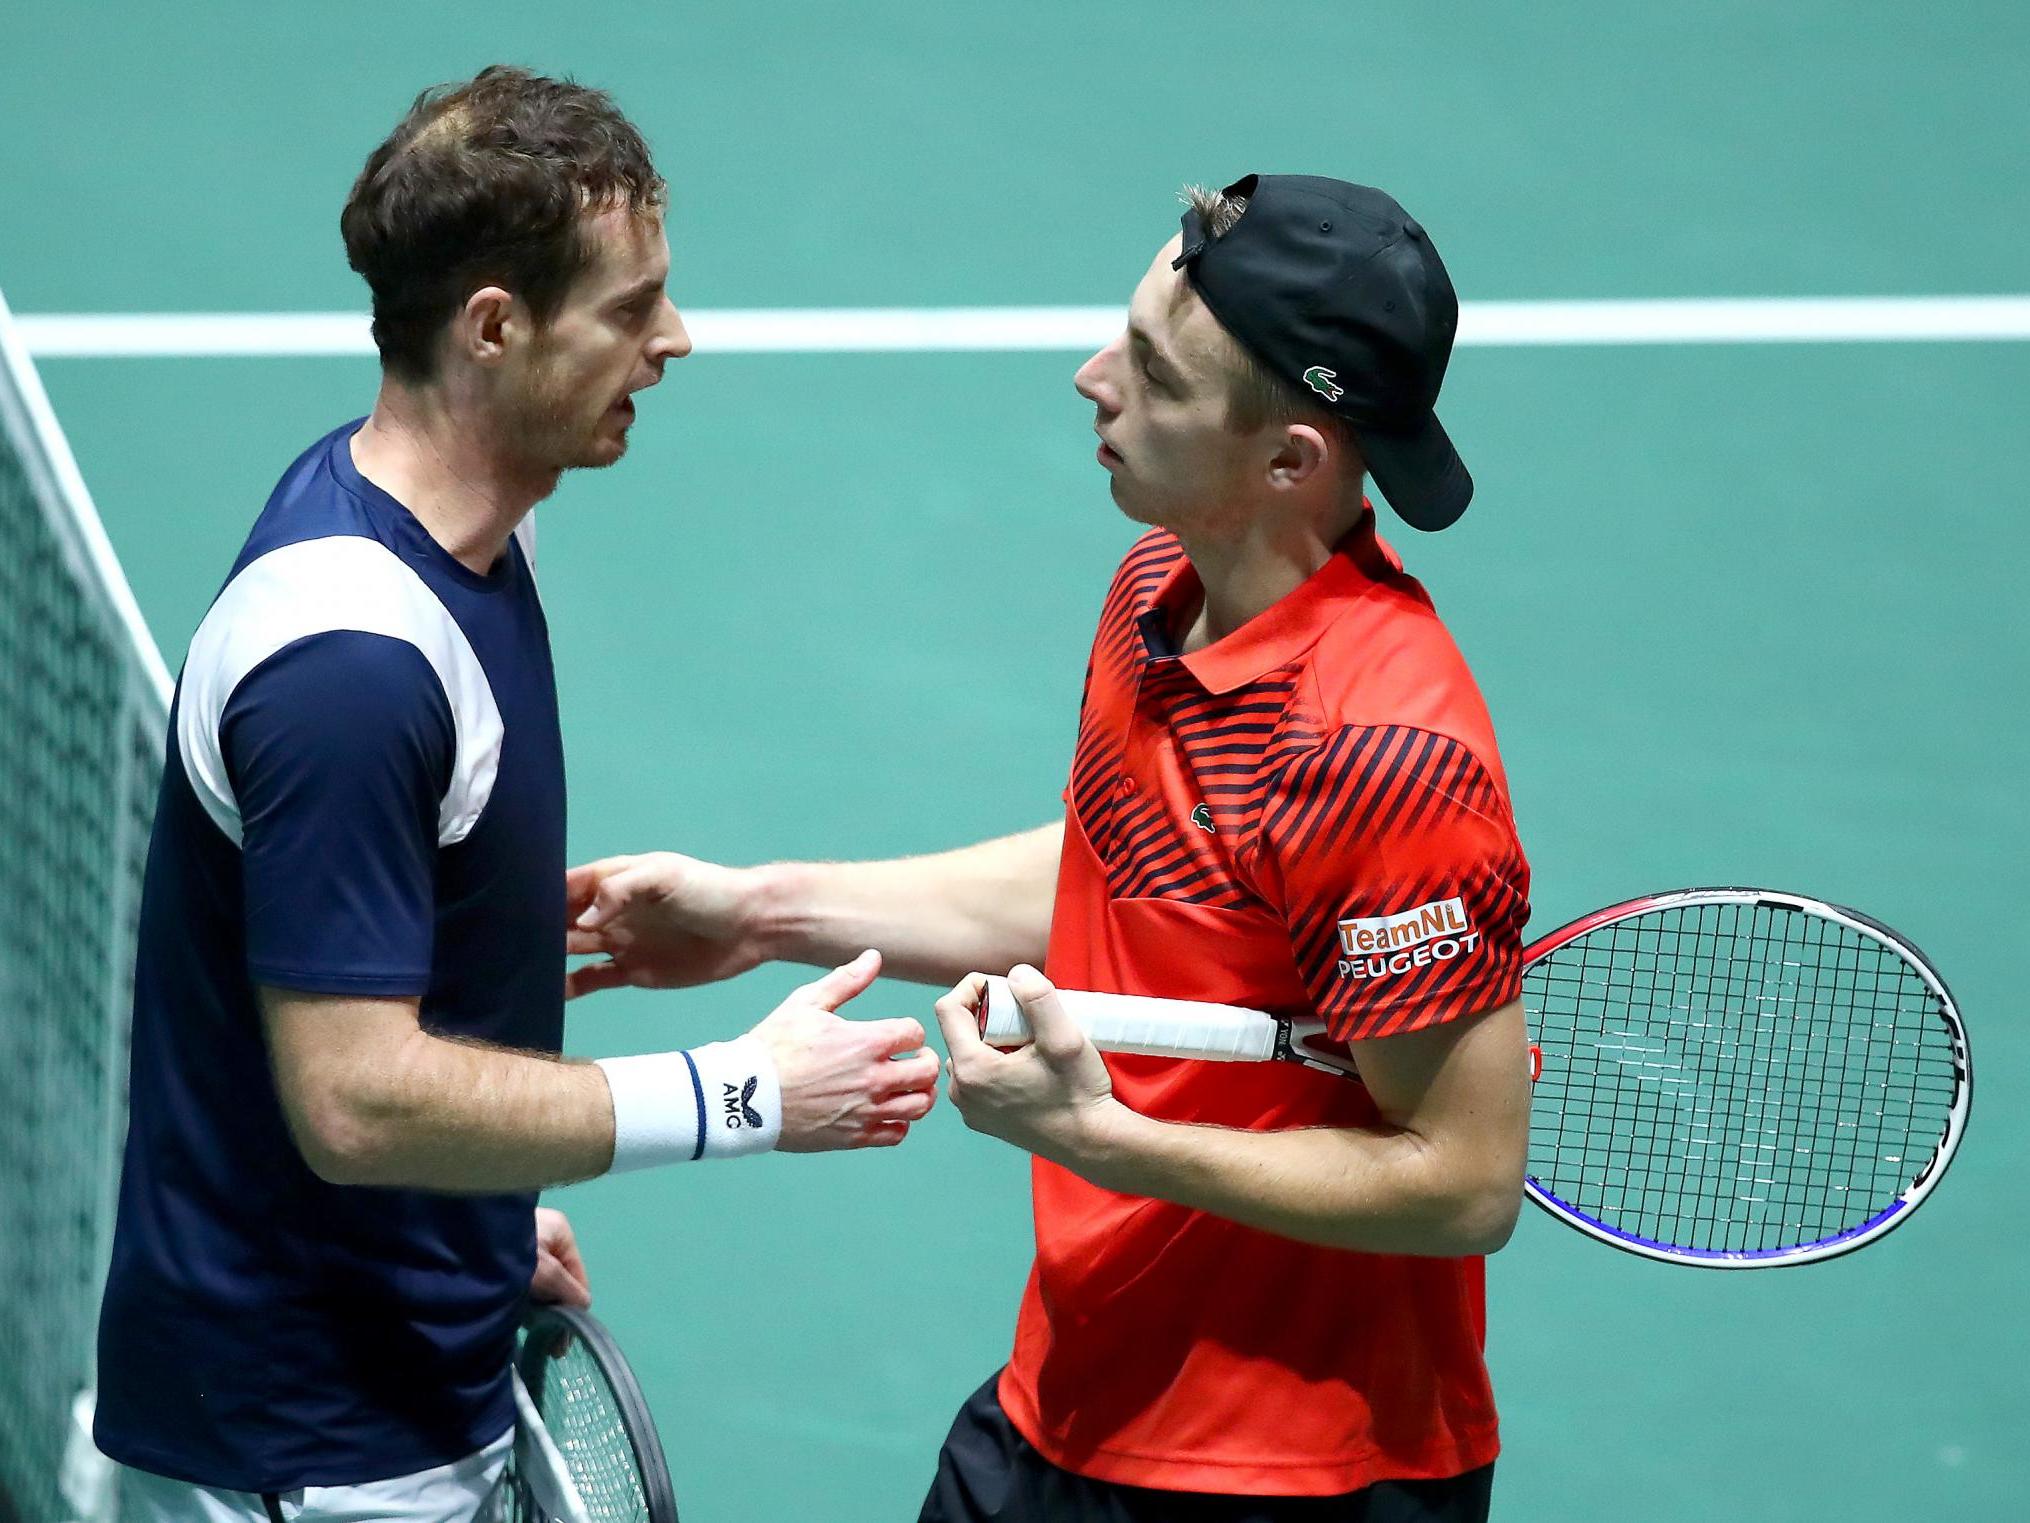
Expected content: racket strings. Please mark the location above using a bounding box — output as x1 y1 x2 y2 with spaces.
1525 901 1958 1256
501 1338 655 1523
549 1343 654 1522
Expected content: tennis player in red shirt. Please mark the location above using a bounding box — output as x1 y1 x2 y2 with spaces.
569 175 1531 1522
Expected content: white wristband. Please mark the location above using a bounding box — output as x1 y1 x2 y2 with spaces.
596 1036 783 1171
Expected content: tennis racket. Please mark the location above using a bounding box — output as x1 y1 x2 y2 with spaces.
495 1303 679 1523
980 887 1971 1269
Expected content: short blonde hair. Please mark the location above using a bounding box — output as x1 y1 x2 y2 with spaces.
1181 183 1359 461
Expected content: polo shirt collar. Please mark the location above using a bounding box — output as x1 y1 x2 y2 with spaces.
1137 513 1403 694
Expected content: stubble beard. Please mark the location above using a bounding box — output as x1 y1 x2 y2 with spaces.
509 355 625 476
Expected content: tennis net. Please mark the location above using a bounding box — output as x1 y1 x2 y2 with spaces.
0 287 171 1523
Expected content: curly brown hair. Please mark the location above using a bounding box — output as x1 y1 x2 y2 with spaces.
341 66 667 382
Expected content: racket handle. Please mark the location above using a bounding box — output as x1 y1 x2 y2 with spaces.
979 976 1283 1062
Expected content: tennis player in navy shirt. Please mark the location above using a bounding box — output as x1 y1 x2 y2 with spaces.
96 68 940 1523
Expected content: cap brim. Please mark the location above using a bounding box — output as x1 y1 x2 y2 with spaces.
1355 411 1473 532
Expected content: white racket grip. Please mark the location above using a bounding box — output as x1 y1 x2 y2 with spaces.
979 976 1282 1062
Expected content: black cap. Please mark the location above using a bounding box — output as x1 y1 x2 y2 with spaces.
1174 174 1472 531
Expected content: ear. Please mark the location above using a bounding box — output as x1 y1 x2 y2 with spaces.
1266 423 1332 491
455 285 516 368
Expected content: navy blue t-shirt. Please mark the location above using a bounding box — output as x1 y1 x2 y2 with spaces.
95 421 566 1489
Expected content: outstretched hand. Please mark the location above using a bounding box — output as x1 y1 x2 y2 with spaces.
753 949 941 1151
935 964 1118 1168
565 852 765 998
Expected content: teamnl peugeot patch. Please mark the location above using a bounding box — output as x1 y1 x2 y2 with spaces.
1336 896 1481 980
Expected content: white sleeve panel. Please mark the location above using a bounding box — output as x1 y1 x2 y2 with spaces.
175 535 504 848
512 513 537 587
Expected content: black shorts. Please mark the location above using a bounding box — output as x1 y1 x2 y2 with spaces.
917 1373 1494 1523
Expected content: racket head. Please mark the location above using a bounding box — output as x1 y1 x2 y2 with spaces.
1521 887 1971 1269
499 1303 680 1523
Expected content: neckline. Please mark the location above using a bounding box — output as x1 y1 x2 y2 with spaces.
1145 515 1405 694
332 419 521 594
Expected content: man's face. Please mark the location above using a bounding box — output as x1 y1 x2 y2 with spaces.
500 205 690 472
1073 236 1264 531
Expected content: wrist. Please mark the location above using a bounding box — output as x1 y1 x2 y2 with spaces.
1062 1098 1150 1193
597 1034 783 1170
739 860 806 964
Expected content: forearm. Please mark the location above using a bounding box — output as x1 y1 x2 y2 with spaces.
1071 1106 1521 1257
301 1028 615 1192
750 820 1061 986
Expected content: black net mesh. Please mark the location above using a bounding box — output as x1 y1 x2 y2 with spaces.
1524 896 1962 1257
0 306 167 1521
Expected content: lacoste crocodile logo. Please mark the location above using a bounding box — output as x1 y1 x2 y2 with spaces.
1190 803 1214 834
1302 366 1344 402
723 1077 762 1129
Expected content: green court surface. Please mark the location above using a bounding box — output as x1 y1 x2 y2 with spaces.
5 4 2027 1519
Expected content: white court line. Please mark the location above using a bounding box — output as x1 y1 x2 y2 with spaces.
15 296 2030 357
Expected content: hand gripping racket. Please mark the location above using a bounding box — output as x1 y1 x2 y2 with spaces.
980 887 1971 1268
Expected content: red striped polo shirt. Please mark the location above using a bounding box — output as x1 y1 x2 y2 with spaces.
997 516 1531 1496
